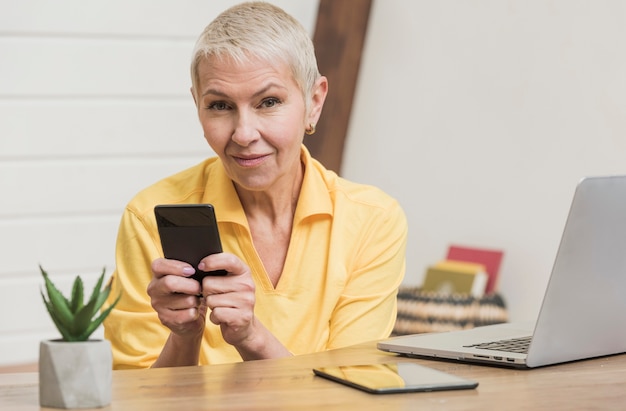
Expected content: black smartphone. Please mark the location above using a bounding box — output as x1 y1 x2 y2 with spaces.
154 204 227 281
313 362 478 394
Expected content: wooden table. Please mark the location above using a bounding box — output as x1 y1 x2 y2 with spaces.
2 340 626 410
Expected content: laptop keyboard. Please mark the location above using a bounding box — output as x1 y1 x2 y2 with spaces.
463 336 531 354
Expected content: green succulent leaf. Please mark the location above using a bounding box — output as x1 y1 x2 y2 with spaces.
87 268 109 308
73 286 109 336
40 266 74 331
69 275 84 314
86 268 105 303
41 291 73 341
39 265 121 342
78 292 122 341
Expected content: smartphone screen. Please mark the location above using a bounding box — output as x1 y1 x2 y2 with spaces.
154 204 227 281
313 362 478 394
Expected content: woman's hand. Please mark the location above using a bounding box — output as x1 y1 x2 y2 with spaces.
198 253 258 347
149 252 292 364
148 258 206 339
198 253 291 360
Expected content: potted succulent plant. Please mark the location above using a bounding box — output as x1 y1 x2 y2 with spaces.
38 265 120 409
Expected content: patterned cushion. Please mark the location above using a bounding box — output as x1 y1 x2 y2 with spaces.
393 286 508 336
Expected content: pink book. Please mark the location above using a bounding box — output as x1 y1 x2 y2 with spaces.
446 245 504 294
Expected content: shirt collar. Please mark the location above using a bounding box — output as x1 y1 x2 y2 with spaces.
294 145 333 224
201 145 333 226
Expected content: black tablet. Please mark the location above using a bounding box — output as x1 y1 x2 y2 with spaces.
313 362 478 394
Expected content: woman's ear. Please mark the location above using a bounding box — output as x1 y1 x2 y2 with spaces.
307 76 329 126
190 87 198 107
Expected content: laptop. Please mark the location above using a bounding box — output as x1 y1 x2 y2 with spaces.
378 175 626 368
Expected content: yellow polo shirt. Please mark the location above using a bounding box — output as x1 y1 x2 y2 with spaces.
104 146 407 369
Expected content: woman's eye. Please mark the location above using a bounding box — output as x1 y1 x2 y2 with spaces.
260 97 280 108
208 101 229 111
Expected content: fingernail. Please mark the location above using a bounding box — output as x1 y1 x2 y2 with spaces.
182 267 196 276
198 262 205 271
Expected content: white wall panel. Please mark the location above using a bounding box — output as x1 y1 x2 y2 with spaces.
0 100 206 158
1 0 220 37
0 158 206 216
0 37 193 97
0 0 317 38
0 216 118 274
0 332 60 366
0 274 92 331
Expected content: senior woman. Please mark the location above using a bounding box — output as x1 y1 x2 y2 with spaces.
104 1 407 369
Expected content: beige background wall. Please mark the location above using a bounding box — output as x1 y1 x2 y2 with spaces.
344 0 626 325
2 0 625 366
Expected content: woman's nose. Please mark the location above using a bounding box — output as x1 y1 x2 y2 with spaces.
231 112 259 146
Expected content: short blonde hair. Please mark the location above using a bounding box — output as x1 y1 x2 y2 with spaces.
191 2 320 105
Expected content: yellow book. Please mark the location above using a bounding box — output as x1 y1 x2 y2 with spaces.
421 260 488 297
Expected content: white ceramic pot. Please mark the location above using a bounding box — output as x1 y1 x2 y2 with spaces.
39 339 112 409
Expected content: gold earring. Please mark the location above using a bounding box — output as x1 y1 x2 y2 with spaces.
305 123 316 135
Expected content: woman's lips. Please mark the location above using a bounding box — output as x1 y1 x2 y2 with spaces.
233 154 270 167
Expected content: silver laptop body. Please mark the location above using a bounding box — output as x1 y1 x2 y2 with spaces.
378 175 626 368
